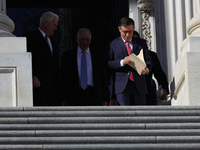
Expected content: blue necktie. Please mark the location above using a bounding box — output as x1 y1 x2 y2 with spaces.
80 51 87 90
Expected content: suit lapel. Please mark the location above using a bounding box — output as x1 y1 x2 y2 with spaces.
36 29 48 47
132 38 142 55
118 37 128 57
36 29 53 58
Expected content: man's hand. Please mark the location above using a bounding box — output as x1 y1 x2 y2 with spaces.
33 76 41 88
103 101 108 106
140 67 148 75
109 99 117 106
160 89 168 100
123 56 134 65
62 100 68 106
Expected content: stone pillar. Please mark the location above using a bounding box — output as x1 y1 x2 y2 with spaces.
0 0 33 107
0 0 6 13
129 0 140 32
0 0 15 37
0 10 15 37
172 4 200 105
193 0 200 16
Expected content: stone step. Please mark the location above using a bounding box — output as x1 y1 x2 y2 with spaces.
0 122 200 130
1 110 200 117
0 106 200 150
0 123 146 130
0 116 200 124
0 129 200 137
0 136 200 144
2 106 200 111
0 143 200 150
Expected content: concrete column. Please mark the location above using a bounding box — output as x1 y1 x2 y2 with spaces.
0 0 6 13
193 0 200 16
185 0 193 31
153 0 168 74
175 0 186 57
0 10 15 37
0 0 15 37
164 0 177 83
129 0 141 31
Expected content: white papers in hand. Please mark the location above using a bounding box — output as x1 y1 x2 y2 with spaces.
127 49 146 75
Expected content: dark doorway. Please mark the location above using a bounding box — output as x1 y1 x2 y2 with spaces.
7 0 128 54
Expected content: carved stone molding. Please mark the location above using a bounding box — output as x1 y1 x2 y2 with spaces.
137 0 154 51
141 12 152 50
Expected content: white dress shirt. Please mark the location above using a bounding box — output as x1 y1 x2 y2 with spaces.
77 46 94 87
120 37 133 66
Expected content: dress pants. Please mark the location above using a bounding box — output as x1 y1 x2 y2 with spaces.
116 80 146 106
33 74 61 106
77 86 99 106
146 79 157 105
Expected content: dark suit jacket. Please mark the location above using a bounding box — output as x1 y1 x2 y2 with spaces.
61 48 109 106
25 29 60 89
146 51 169 98
108 37 152 95
148 51 169 93
133 38 169 93
133 37 169 104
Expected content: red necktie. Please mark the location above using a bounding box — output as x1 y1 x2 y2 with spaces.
126 42 134 81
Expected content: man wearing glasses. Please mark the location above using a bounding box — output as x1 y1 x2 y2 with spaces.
107 17 152 106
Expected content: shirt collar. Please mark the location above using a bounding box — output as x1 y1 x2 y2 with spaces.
38 27 46 38
121 36 132 43
78 46 90 54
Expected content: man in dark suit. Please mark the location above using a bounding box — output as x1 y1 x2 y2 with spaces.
133 30 169 105
146 51 169 104
107 17 152 106
61 28 109 106
25 12 61 106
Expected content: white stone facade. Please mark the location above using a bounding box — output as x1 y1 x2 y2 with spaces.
0 0 33 106
129 0 200 105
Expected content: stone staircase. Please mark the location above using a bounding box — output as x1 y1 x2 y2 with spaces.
0 106 200 150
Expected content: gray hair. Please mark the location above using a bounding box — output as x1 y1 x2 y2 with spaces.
77 28 92 39
39 11 59 26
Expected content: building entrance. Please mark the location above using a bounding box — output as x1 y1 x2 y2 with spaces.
7 0 128 54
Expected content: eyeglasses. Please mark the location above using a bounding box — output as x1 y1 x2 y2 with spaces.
120 28 134 34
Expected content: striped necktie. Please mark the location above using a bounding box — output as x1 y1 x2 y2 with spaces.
126 42 134 81
80 51 87 90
